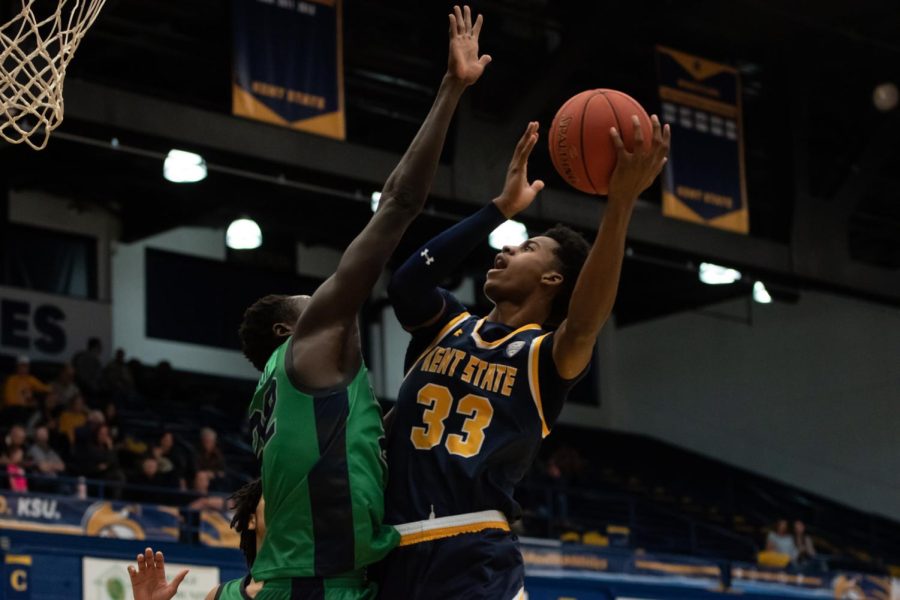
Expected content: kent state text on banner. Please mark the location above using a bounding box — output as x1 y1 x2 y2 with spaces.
232 0 345 139
656 46 749 234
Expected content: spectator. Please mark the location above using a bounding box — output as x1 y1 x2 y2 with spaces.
143 360 177 402
72 337 103 398
156 431 187 489
26 390 60 433
27 426 66 491
187 470 226 510
5 447 28 492
127 455 176 504
3 356 50 418
74 409 106 450
103 402 120 440
2 425 28 459
73 424 125 497
58 395 89 445
194 428 226 480
51 363 81 406
27 426 65 475
793 520 816 564
99 348 136 401
766 518 798 562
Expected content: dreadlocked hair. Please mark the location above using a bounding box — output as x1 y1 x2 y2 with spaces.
229 478 262 568
541 225 590 328
238 294 299 371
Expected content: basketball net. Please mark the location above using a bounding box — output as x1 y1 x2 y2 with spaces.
0 0 107 150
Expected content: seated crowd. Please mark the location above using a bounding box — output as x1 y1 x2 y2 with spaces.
0 342 233 509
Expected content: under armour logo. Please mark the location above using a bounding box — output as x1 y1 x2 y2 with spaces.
421 249 435 266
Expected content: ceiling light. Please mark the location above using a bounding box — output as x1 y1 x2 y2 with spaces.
698 262 742 285
371 191 382 212
164 149 207 183
753 281 772 304
226 218 262 250
873 83 898 112
489 220 528 251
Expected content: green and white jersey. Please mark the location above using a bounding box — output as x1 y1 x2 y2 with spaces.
247 338 399 581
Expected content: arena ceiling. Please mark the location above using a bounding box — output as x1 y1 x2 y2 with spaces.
1 0 898 321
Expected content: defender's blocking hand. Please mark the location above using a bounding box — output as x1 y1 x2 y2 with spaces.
447 5 491 86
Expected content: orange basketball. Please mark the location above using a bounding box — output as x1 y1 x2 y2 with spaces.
549 89 653 195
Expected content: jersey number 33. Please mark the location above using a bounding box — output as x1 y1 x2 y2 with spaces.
410 383 493 458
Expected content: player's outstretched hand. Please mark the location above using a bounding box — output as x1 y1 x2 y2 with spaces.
447 5 491 86
128 547 189 600
493 121 545 218
607 114 671 208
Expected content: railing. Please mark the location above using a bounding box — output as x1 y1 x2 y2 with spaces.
15 472 216 504
516 480 895 575
518 480 758 561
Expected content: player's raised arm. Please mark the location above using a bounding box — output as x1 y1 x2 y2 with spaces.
388 121 544 330
294 5 490 339
127 548 189 600
552 115 670 378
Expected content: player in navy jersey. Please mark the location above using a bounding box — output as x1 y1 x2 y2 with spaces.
379 113 670 598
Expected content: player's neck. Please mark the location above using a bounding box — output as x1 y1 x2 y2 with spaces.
486 298 549 329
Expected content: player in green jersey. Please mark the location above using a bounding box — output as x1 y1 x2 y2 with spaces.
235 6 492 598
128 479 264 600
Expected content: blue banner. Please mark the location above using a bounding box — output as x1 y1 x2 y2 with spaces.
656 46 749 234
0 492 180 542
232 0 345 139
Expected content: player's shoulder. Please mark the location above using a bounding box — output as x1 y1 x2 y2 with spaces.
409 290 473 340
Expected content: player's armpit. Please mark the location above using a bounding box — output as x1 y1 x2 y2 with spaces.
205 585 220 600
550 319 595 380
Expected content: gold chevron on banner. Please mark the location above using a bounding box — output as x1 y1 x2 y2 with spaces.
232 83 346 140
663 191 749 234
657 45 736 82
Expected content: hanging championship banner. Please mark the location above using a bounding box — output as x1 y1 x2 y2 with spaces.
232 0 345 139
656 46 748 234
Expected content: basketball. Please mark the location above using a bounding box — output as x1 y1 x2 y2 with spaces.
549 89 653 195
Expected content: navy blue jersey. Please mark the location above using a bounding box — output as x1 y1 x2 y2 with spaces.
385 291 586 524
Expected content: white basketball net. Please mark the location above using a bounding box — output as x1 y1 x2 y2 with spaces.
0 0 107 150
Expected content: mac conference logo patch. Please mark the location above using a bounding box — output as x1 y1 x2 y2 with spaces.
506 341 526 357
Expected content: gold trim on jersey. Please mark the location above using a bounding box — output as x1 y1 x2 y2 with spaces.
395 509 509 546
405 312 472 378
527 333 551 438
470 318 541 349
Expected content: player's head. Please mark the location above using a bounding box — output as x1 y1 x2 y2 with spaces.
230 478 264 568
238 294 311 371
483 225 589 327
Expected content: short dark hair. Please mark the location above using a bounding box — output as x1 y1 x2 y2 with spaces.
229 478 263 568
542 225 590 328
88 337 101 350
238 294 298 371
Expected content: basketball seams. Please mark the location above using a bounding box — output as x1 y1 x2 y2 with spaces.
599 90 627 155
579 91 606 195
549 93 584 186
